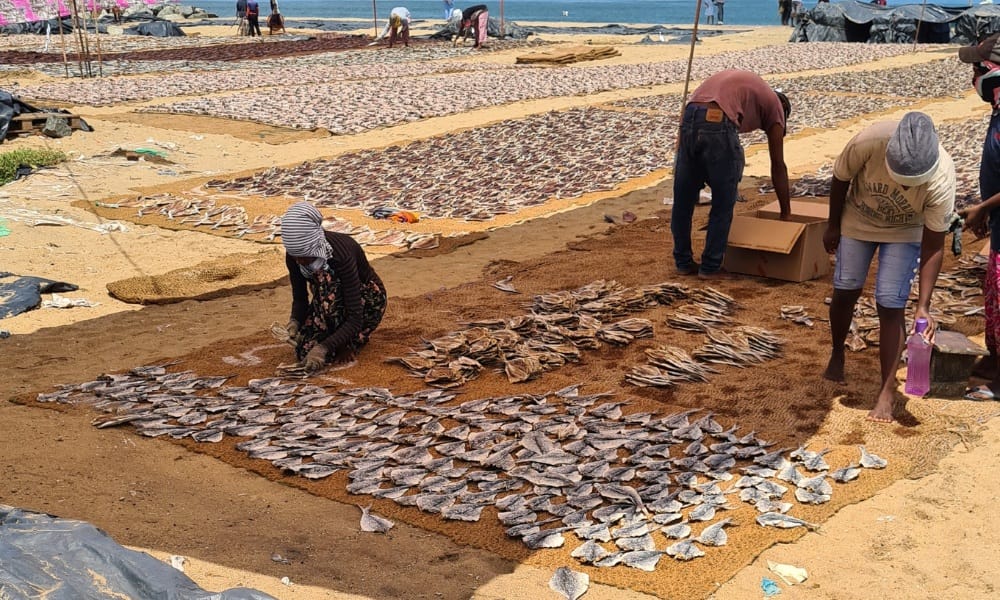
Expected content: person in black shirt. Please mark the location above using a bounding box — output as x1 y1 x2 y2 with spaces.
454 4 489 49
281 202 388 373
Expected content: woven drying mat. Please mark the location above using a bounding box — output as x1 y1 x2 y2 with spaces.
107 249 286 305
516 45 621 65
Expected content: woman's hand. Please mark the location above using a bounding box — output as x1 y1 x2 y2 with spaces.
303 345 328 373
286 319 300 339
959 206 988 240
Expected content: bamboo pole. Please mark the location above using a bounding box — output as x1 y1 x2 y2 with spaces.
680 0 704 111
68 0 87 77
77 0 94 77
500 0 504 40
913 0 929 51
56 13 70 78
372 0 378 37
88 5 103 77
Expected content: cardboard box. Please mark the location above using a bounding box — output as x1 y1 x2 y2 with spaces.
723 200 830 282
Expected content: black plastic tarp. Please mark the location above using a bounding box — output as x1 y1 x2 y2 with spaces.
0 505 276 599
793 1 999 43
125 20 186 37
430 17 532 40
953 4 1000 43
0 17 74 35
0 272 78 319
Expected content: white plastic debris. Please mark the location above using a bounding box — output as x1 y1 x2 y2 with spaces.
767 560 808 585
41 294 99 309
280 576 293 586
168 555 186 572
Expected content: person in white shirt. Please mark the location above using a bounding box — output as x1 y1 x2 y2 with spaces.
376 6 411 47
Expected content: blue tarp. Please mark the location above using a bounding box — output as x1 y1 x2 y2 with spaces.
0 505 276 600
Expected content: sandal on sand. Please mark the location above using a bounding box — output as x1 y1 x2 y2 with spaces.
963 385 998 401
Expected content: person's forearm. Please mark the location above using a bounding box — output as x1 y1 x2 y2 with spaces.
828 177 849 227
770 162 790 216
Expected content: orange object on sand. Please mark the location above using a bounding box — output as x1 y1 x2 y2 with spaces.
389 211 419 223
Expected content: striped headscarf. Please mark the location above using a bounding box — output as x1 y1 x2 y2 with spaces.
281 202 332 259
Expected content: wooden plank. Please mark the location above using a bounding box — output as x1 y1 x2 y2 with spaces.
10 112 80 121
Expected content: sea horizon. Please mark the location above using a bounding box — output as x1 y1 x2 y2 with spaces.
190 0 979 28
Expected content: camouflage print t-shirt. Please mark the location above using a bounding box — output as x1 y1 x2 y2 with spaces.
833 120 955 243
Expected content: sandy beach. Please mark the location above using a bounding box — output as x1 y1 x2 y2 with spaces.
1 15 999 600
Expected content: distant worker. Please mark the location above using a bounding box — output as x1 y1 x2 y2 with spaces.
246 0 262 36
713 0 725 25
822 113 955 423
454 4 489 49
778 0 791 25
268 0 285 34
702 0 716 25
670 70 791 279
103 0 123 24
281 202 388 374
443 0 455 20
376 7 412 47
236 0 248 35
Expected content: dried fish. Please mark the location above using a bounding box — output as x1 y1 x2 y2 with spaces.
359 504 395 533
549 567 589 600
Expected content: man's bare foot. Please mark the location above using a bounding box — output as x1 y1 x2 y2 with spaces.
823 353 846 382
866 395 895 424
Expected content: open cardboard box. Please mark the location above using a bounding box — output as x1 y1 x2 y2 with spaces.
723 199 831 282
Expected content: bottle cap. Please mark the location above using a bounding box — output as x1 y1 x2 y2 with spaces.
914 317 928 334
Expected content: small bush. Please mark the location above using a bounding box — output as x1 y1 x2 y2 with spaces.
0 148 66 186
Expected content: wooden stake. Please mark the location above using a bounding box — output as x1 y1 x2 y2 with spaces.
56 12 70 78
69 0 87 77
88 5 104 77
372 0 377 37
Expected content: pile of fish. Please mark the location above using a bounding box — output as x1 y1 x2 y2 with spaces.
36 366 889 568
390 280 689 387
99 194 440 250
780 305 815 327
626 345 717 387
200 107 677 221
692 326 783 367
137 43 921 134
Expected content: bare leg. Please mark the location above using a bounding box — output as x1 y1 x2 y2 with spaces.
869 304 905 423
824 288 862 382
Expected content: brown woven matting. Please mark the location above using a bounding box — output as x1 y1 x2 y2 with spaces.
106 249 287 305
70 198 996 599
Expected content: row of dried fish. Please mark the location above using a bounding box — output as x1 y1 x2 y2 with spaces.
768 58 969 100
199 107 677 221
391 280 692 387
3 37 543 79
101 194 440 250
614 91 916 142
18 60 518 106
138 43 922 135
37 367 887 566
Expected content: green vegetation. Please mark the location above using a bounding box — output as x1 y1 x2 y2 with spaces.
0 148 66 186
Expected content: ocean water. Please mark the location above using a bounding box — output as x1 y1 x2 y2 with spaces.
191 0 973 28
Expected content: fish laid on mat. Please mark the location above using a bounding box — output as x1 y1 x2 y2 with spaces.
549 567 589 600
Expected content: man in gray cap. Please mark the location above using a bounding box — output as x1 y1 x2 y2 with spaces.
822 112 956 423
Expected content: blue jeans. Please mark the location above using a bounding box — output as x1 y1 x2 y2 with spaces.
833 236 920 309
670 104 745 274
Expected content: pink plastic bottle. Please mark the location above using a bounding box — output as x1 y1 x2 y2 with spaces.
904 318 931 397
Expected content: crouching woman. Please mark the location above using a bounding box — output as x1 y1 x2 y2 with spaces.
281 202 387 373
